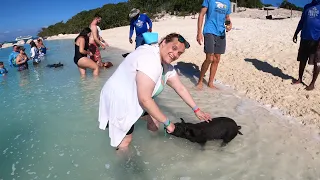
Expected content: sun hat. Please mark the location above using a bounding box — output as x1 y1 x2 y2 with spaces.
129 8 140 18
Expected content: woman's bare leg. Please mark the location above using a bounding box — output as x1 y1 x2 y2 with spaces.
77 57 99 76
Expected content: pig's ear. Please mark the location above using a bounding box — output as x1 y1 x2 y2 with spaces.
180 118 185 124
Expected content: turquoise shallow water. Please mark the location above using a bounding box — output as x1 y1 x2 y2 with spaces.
1 40 320 180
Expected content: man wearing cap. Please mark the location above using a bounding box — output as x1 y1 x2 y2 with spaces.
129 8 153 49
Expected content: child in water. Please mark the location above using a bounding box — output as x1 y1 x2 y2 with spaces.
0 61 8 75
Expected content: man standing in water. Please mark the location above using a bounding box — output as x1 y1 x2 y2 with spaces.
128 8 152 49
196 0 232 90
292 0 320 91
8 45 19 67
89 13 107 66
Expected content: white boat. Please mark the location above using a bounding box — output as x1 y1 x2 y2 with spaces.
15 35 33 41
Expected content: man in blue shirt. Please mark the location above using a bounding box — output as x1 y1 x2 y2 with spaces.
129 8 152 49
292 0 320 91
8 45 19 67
196 0 232 90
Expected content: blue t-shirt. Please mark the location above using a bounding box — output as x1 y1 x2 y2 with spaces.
202 0 231 36
299 2 320 40
129 13 152 38
8 51 19 67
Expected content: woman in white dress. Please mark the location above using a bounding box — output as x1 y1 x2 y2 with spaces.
98 33 211 151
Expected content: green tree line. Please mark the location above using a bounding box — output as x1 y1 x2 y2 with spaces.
38 0 301 37
279 0 303 11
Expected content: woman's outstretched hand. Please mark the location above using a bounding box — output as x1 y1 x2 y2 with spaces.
195 110 211 122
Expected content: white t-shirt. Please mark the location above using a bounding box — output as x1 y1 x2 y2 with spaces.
98 44 176 147
30 47 39 58
97 26 102 36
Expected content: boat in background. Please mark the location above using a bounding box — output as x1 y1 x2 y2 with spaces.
15 35 33 41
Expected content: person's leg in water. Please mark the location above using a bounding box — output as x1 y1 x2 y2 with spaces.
78 67 86 78
116 125 134 157
145 115 160 133
140 111 160 133
77 57 99 76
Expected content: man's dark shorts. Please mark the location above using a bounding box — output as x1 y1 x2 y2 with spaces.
204 33 226 54
297 39 320 66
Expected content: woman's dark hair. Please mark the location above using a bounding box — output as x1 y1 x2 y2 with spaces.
159 33 190 49
75 27 91 43
29 41 37 48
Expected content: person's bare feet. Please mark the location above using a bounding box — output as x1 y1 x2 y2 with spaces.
196 82 203 90
305 84 315 91
292 79 302 85
208 83 219 89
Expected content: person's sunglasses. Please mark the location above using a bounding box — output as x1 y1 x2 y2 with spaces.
177 35 190 49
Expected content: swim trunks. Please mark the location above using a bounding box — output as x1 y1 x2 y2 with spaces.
89 42 101 62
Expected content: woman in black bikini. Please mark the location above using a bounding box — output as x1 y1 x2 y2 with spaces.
74 27 99 76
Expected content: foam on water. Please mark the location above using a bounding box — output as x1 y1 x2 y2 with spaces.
1 40 320 180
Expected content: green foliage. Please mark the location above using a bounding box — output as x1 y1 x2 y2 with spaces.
231 0 263 8
38 0 266 37
279 0 303 11
263 4 273 7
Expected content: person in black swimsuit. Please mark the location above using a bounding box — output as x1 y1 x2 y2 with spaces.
74 27 99 76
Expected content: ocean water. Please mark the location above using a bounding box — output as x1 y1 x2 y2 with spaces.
1 40 320 180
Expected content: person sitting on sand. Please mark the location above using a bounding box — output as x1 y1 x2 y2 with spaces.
74 27 99 76
0 61 8 75
292 0 320 91
8 45 19 67
129 8 153 49
15 46 29 71
98 33 211 151
196 0 232 90
89 13 107 67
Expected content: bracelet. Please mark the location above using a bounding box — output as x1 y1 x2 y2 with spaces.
194 108 200 113
192 105 198 111
163 119 171 127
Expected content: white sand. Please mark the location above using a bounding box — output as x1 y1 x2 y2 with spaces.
46 9 319 128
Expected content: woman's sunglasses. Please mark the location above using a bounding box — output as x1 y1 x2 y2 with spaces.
177 35 190 49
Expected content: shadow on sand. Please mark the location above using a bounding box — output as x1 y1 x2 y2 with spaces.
174 61 208 85
244 58 294 80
